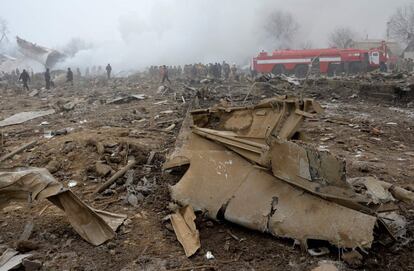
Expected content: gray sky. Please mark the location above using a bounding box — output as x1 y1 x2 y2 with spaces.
1 0 411 70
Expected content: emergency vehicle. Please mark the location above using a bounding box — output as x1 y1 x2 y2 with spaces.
252 42 388 77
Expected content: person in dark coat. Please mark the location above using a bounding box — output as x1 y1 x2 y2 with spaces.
160 65 171 84
19 69 30 90
66 68 73 86
45 68 51 90
105 64 112 79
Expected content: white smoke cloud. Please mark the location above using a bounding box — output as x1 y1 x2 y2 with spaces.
57 0 294 72
3 0 409 73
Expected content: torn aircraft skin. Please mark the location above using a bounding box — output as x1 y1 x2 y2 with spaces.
16 36 66 68
165 96 405 249
170 205 201 257
0 167 126 246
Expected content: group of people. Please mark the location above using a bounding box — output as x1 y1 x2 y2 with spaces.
0 68 34 84
4 64 113 91
148 61 239 82
183 62 233 80
58 64 112 88
83 64 112 79
3 61 241 91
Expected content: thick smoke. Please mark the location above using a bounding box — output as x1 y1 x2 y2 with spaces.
7 0 406 72
57 1 302 72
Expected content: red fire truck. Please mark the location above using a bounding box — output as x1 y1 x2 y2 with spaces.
252 42 388 78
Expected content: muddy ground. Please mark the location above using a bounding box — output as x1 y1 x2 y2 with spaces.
0 73 413 270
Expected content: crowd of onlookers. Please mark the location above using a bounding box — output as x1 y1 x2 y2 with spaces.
148 61 240 81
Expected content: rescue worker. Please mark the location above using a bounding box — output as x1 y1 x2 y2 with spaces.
106 64 112 79
66 68 74 86
160 65 171 84
19 69 30 91
45 68 51 90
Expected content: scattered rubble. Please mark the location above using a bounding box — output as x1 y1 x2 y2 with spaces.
0 70 413 270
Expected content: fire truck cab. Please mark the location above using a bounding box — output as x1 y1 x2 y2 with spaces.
252 43 388 78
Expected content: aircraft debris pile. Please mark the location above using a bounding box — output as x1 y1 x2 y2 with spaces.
165 95 412 255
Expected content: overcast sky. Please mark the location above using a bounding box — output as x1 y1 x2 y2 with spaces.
0 0 411 70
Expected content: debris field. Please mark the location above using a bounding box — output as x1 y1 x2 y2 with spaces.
0 72 414 271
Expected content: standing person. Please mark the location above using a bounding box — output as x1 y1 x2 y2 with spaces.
66 68 73 86
230 64 238 81
105 64 112 79
19 69 30 91
45 68 51 90
223 61 230 80
160 65 171 84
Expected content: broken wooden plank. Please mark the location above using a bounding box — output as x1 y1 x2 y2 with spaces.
0 140 37 163
93 157 136 196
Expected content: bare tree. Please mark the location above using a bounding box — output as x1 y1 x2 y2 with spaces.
63 37 93 57
264 10 299 49
328 27 356 48
0 17 9 45
389 4 414 45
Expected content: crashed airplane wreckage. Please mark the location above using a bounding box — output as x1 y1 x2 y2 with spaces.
16 36 65 68
164 95 413 252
